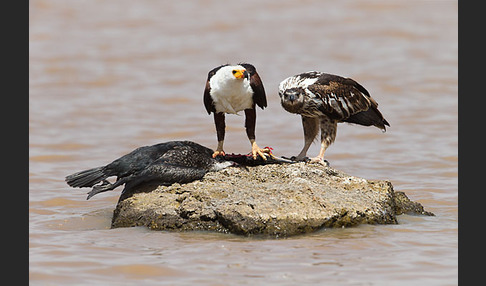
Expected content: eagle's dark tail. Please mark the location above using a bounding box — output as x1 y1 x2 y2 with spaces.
65 167 107 188
344 107 390 131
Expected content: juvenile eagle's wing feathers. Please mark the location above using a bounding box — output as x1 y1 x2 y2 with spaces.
306 73 389 130
307 74 373 120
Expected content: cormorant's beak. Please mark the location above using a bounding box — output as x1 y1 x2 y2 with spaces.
233 69 247 79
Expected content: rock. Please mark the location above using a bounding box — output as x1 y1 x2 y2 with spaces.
111 163 433 237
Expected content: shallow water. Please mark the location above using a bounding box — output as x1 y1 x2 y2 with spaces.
30 0 457 285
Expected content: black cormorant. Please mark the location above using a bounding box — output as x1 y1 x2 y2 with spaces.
65 141 235 200
65 140 293 200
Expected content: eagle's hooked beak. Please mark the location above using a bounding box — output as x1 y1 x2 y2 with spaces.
232 69 248 79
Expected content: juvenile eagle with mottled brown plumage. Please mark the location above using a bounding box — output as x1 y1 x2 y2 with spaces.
278 71 390 165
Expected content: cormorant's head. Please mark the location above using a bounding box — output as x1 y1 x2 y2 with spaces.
279 87 305 113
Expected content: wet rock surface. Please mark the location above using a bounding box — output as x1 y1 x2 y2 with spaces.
111 163 433 237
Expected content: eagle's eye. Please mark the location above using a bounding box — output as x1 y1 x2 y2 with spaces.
232 70 237 74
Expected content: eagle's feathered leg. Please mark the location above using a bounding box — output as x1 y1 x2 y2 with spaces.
310 116 337 166
212 112 226 158
295 116 319 161
245 108 270 160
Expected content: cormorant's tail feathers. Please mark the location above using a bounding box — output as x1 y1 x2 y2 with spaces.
65 167 107 188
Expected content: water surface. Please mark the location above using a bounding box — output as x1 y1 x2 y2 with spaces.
30 0 457 285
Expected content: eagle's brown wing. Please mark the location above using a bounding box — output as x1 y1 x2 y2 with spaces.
307 74 373 120
240 63 267 110
203 79 215 114
308 73 389 129
203 64 227 114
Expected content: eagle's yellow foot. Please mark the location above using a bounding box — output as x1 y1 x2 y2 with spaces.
212 150 225 158
250 141 270 160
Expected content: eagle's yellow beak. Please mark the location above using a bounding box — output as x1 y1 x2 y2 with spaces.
232 69 246 79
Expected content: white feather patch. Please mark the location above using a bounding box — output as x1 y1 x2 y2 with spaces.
209 65 254 114
278 73 319 93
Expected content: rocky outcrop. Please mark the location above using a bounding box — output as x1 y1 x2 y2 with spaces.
111 163 433 237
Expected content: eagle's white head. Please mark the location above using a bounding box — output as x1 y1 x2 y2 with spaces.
213 65 249 83
209 65 253 114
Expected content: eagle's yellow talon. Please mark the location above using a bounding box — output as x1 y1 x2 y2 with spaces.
251 142 270 160
212 150 225 158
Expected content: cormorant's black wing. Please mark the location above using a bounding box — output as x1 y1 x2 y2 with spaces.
66 143 176 190
104 142 177 177
117 162 208 201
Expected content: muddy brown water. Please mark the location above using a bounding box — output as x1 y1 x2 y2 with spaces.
30 0 457 285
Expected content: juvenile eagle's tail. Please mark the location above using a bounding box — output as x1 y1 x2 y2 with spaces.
344 107 390 131
65 167 107 188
